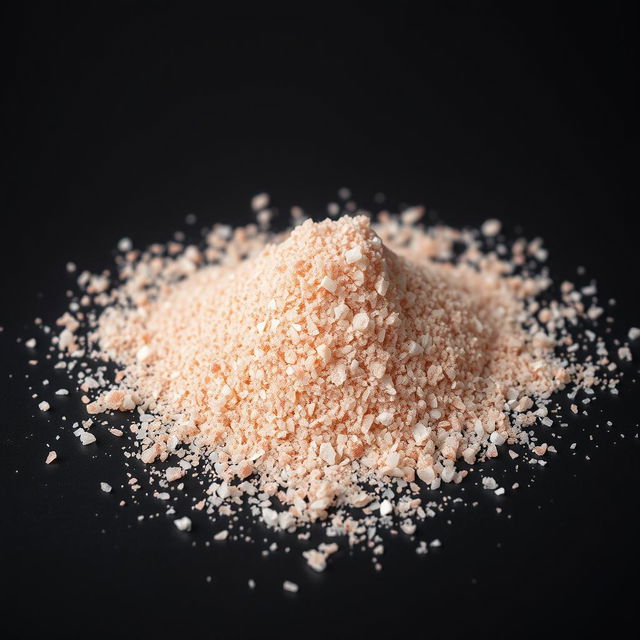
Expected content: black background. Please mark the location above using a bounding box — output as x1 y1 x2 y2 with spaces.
1 2 639 638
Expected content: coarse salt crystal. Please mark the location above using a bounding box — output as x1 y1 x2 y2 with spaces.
45 451 57 464
38 401 50 411
345 246 363 264
320 276 337 294
174 516 192 532
379 499 393 516
316 344 331 364
101 482 112 493
412 422 429 444
352 312 370 332
79 432 96 445
376 411 393 426
319 442 337 465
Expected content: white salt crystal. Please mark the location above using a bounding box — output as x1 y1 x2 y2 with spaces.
136 345 152 363
481 219 501 236
283 580 299 593
174 516 192 532
320 276 337 293
345 246 363 264
79 432 96 445
319 442 337 465
251 192 270 211
379 499 393 516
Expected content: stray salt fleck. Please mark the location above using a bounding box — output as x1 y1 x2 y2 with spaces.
283 580 299 593
174 516 192 532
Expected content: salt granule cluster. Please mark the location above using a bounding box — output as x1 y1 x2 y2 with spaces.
29 196 635 571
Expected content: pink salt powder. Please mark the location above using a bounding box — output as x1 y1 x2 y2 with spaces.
37 196 632 557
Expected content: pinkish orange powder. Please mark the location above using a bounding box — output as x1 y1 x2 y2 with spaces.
35 196 632 564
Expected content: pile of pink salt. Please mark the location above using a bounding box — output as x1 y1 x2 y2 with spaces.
35 200 633 560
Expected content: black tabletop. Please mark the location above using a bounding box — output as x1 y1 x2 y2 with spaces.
2 3 638 638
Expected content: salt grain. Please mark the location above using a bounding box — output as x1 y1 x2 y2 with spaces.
174 517 192 532
283 580 299 593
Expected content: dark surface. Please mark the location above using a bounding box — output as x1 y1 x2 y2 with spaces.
1 2 639 638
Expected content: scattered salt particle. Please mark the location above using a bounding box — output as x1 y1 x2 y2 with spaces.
45 451 57 464
25 338 36 348
303 549 328 572
489 431 506 446
379 499 393 516
400 521 416 535
38 401 50 412
166 467 184 482
248 579 256 589
100 482 112 493
283 580 299 593
570 443 577 450
495 487 505 496
482 477 498 490
262 508 278 527
376 411 394 426
214 530 229 541
508 450 519 459
416 541 428 555
401 206 425 225
481 219 502 236
429 539 442 548
79 432 96 445
618 346 632 362
629 327 640 341
55 388 69 396
251 192 270 212
117 237 133 252
174 516 192 532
